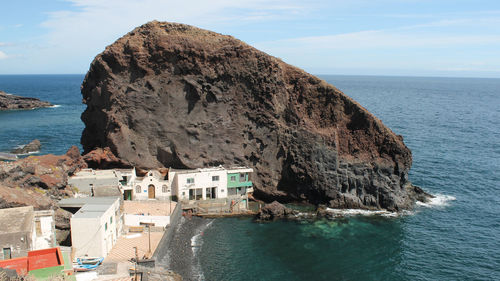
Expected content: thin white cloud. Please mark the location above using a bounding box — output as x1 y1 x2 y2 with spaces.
0 51 8 60
34 0 313 73
257 30 500 51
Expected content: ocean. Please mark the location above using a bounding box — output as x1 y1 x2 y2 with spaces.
1 74 499 280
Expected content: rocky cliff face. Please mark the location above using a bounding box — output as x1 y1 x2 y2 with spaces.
81 21 423 211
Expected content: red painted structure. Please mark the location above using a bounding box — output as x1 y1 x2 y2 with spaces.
0 247 64 275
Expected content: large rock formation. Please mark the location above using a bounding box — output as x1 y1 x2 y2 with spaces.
81 21 424 211
0 90 52 110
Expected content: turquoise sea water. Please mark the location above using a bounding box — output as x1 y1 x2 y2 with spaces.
1 75 499 280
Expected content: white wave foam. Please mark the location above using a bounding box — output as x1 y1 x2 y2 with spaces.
15 150 40 156
190 219 214 281
416 194 456 208
325 208 400 217
50 104 61 108
324 208 413 218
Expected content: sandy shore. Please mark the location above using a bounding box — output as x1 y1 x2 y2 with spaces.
156 216 214 281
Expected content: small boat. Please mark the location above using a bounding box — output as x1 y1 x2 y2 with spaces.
73 257 104 271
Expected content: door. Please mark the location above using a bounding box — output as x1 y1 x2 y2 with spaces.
148 185 155 199
3 248 11 260
124 190 132 200
211 187 217 199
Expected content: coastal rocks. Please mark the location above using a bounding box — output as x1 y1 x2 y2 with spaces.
83 147 130 169
11 139 42 154
0 146 87 245
0 146 87 192
80 21 426 210
0 90 52 110
258 201 296 220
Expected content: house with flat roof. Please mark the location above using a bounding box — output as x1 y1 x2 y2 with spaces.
58 197 122 259
67 168 135 196
0 206 56 261
169 166 253 202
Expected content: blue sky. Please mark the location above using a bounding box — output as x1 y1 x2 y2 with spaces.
0 0 499 77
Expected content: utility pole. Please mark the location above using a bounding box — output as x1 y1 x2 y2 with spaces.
133 246 138 281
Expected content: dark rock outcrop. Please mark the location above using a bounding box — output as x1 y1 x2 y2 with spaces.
0 90 52 110
81 21 425 211
258 201 296 220
11 139 42 154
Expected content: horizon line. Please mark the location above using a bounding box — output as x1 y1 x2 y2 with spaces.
0 73 499 80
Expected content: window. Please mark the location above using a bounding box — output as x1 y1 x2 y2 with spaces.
162 185 168 193
230 176 236 181
212 175 219 181
187 178 194 184
240 173 246 182
136 185 141 193
105 223 108 231
110 216 112 224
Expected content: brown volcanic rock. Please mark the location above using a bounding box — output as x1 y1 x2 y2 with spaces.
0 146 87 194
81 21 421 211
83 147 130 169
0 90 52 110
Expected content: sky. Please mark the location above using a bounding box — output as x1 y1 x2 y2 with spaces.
0 0 499 77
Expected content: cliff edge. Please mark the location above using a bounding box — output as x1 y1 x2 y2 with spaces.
81 21 423 211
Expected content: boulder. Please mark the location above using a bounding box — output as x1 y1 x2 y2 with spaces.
11 139 42 154
258 201 295 220
80 21 426 210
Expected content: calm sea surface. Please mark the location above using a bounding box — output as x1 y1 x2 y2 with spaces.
1 75 499 280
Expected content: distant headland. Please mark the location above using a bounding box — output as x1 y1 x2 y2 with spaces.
0 90 52 110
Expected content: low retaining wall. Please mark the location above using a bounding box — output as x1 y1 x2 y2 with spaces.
150 202 182 265
124 214 170 228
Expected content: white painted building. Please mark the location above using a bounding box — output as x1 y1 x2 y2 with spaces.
169 167 253 201
126 170 171 201
0 206 56 260
59 197 122 259
68 166 253 203
68 168 134 196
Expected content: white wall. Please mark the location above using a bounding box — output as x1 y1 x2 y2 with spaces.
133 171 171 200
71 198 121 258
33 214 54 250
124 214 170 228
175 169 228 201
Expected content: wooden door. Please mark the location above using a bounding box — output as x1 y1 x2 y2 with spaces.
148 185 155 199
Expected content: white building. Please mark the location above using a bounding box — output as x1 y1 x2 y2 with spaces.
67 166 253 203
58 197 122 259
170 167 253 201
0 206 56 260
68 168 134 196
125 170 171 201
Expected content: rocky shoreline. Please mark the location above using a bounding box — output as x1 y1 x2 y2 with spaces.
157 216 212 280
0 90 52 110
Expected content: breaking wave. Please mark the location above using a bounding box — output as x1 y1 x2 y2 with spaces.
416 194 456 208
325 208 410 218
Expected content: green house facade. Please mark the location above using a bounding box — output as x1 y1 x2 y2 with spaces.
227 168 253 196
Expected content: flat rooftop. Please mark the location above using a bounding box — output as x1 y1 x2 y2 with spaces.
170 166 253 174
58 196 120 208
0 206 34 234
